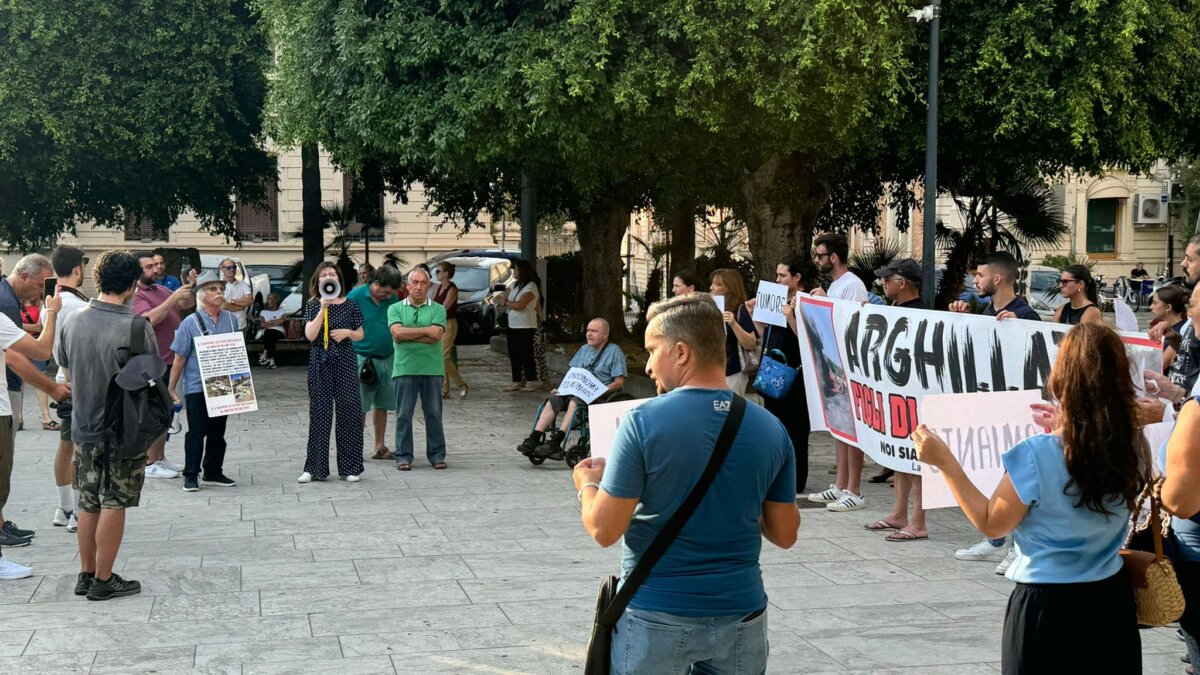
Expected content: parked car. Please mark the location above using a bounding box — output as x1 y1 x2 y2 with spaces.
181 256 272 329
247 264 305 315
428 256 516 342
428 248 524 264
1027 264 1069 319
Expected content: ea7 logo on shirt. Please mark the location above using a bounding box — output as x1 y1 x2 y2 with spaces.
713 400 730 412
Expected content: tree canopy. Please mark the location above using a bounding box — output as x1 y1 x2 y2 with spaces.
0 0 274 249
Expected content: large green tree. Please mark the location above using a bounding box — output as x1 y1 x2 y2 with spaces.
0 0 275 249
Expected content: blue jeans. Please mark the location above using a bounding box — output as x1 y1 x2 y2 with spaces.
392 376 446 466
611 607 769 675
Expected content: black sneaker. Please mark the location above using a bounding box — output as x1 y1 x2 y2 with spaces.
3 520 34 539
86 573 140 601
74 571 94 596
531 430 564 459
201 474 236 487
182 476 200 492
0 530 31 547
517 431 545 455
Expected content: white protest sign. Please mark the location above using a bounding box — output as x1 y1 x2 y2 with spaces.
557 367 607 404
195 332 258 416
918 390 1043 509
713 295 725 312
588 397 650 460
752 281 789 327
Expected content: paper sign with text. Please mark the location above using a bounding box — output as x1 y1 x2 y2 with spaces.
195 332 258 416
713 295 725 312
557 367 607 404
588 397 650 460
918 390 1044 509
753 281 789 327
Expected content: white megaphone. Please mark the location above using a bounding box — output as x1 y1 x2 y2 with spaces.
319 277 341 299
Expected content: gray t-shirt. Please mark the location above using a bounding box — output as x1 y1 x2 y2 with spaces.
59 299 157 444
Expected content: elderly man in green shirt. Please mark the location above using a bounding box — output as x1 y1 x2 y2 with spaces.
388 267 448 470
347 266 404 460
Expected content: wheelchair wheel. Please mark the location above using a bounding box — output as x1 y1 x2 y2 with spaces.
565 442 589 469
527 455 545 466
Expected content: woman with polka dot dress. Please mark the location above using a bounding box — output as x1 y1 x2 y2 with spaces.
298 262 366 483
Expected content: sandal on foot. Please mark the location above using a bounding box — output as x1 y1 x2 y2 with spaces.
504 383 522 392
371 447 392 460
885 529 928 542
869 469 895 484
396 463 411 471
42 420 60 431
433 461 447 470
863 520 901 531
442 390 450 399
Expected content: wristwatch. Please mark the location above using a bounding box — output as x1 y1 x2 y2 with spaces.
577 481 601 502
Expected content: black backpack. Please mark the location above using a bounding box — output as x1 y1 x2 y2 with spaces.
101 316 173 457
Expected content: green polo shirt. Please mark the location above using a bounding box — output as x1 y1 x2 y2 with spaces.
348 284 399 357
388 297 447 376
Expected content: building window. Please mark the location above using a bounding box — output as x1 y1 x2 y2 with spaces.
342 174 386 242
1085 198 1119 256
235 177 279 242
124 215 167 242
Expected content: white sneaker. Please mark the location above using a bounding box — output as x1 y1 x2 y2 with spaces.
66 512 77 533
297 472 313 484
955 539 1008 561
0 558 32 580
145 463 179 479
344 474 361 483
808 484 844 504
158 459 184 472
995 548 1017 575
826 492 865 512
52 508 69 527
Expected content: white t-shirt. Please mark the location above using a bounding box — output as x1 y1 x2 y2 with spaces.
223 279 252 330
0 314 28 415
259 308 287 334
51 289 89 384
507 282 540 329
828 272 868 302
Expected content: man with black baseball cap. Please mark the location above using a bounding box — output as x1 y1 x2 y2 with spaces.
874 259 926 309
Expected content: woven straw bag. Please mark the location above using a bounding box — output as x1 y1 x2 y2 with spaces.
1121 491 1185 627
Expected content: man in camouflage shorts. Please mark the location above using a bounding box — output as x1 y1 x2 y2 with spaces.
59 251 156 600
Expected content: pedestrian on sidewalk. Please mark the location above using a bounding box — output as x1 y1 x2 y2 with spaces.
47 245 90 534
573 294 799 673
168 271 240 492
133 251 195 479
433 262 469 399
913 323 1144 673
347 266 401 462
501 259 540 391
388 267 447 471
57 250 153 597
299 262 365 482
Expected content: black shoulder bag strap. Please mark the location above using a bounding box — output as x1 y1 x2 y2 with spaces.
597 394 747 626
118 316 151 367
586 343 612 373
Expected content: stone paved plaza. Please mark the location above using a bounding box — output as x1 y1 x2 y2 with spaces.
0 345 1184 673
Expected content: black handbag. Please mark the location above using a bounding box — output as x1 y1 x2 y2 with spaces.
359 357 378 385
584 395 747 674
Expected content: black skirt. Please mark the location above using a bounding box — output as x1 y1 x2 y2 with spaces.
1002 568 1140 674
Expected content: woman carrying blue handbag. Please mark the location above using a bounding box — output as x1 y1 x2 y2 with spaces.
746 255 816 494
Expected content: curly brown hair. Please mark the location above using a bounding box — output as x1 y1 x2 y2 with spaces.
1047 323 1146 514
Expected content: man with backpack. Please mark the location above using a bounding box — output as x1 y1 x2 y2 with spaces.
58 250 160 599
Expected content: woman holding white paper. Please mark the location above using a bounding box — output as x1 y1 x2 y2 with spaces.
709 269 757 393
912 323 1144 673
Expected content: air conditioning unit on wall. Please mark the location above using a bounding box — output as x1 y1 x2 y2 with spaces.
1133 193 1169 226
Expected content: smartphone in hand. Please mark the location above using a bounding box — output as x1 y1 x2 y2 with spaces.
44 277 57 298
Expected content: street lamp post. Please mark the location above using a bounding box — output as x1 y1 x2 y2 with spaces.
912 1 941 307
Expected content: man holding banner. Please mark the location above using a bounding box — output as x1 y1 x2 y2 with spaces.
808 234 869 512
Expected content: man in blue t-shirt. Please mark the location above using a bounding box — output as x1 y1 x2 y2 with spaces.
518 318 627 460
572 295 799 674
949 251 1041 322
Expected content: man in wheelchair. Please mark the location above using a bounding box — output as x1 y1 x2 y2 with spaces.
518 318 627 459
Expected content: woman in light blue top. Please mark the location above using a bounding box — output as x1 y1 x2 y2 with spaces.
1161 396 1200 669
913 323 1145 674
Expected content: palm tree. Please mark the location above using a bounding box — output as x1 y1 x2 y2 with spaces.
847 238 907 297
934 173 1069 308
285 201 400 292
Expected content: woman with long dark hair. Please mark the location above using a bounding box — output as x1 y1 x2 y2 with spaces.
299 262 365 483
709 268 757 392
502 259 540 391
1052 264 1102 326
671 270 702 296
914 323 1144 673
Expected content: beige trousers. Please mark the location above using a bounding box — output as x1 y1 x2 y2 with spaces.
442 318 467 391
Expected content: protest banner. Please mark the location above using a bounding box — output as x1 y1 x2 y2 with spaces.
558 367 607 404
588 397 649 460
918 390 1044 509
752 281 789 327
794 294 1162 474
195 332 257 416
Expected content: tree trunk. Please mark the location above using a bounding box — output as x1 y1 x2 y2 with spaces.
741 155 830 282
666 199 696 276
301 143 324 300
575 203 630 342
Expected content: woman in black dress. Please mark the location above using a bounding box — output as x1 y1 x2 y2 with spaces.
299 262 366 483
